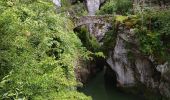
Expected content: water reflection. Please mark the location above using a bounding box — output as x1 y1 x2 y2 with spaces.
79 70 144 100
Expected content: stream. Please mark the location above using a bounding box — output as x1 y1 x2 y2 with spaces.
79 69 144 100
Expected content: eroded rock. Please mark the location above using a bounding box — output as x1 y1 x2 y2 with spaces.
106 26 170 99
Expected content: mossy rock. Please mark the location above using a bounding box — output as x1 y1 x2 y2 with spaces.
115 15 139 28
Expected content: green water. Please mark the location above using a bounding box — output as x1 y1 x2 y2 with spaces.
79 71 144 100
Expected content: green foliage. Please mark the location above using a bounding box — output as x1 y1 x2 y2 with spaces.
97 0 117 15
59 0 87 16
94 52 105 58
115 0 133 14
101 29 117 56
75 27 100 52
0 0 91 99
115 15 128 23
97 0 132 15
74 26 105 60
135 9 170 63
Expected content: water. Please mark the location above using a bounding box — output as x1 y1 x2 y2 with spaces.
79 70 144 100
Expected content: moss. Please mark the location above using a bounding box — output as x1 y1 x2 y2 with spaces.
115 15 140 28
115 15 128 23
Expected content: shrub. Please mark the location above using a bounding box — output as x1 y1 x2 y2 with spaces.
0 0 91 99
97 0 133 15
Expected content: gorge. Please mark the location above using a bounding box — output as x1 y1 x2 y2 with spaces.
71 0 170 100
0 0 170 100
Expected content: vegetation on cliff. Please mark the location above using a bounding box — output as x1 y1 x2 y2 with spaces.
0 0 91 99
98 0 170 64
97 0 132 15
0 0 170 100
136 9 170 63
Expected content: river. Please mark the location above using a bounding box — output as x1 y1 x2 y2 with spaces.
79 70 144 100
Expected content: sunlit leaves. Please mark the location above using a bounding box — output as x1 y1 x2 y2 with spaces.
0 0 90 99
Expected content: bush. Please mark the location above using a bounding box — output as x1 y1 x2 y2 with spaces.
0 0 91 99
97 0 133 15
135 9 170 63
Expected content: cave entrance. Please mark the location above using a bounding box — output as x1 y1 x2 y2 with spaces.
78 62 143 100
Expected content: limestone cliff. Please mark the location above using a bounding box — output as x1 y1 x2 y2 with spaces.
106 25 170 99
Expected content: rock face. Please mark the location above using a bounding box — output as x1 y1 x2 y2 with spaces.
92 23 112 42
74 58 103 84
53 0 61 7
85 0 100 15
85 0 100 42
85 0 110 42
158 62 170 99
106 26 170 99
107 35 135 86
